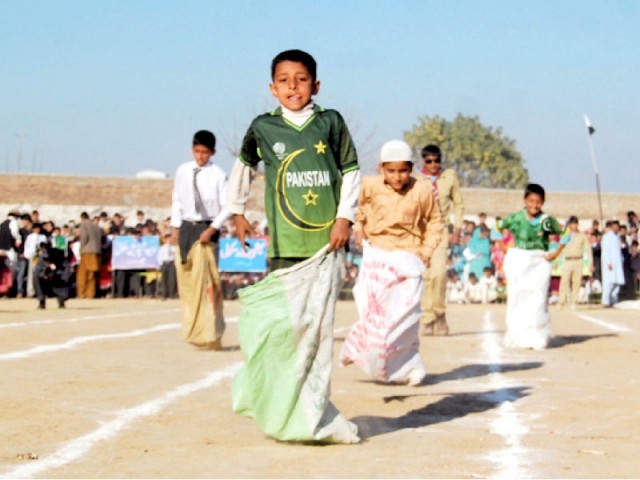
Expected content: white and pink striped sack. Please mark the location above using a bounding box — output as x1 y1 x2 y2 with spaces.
340 242 426 385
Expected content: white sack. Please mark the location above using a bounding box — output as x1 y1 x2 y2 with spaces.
503 247 552 349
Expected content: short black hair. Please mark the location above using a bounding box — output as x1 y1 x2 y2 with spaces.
421 144 441 158
271 49 317 82
80 212 89 220
524 183 545 201
193 130 216 151
567 215 579 224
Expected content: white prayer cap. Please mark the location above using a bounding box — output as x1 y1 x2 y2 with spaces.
379 140 413 164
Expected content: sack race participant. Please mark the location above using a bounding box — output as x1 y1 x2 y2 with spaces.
232 247 360 444
175 243 225 347
340 140 444 386
501 183 570 350
171 130 231 350
227 50 361 443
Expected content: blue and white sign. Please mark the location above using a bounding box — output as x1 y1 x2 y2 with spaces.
112 235 161 270
218 238 268 273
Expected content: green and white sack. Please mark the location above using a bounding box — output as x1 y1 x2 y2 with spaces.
232 246 360 444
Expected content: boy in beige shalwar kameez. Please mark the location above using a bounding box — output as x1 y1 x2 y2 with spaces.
342 140 444 386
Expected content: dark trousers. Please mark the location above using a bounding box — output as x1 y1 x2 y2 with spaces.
179 222 219 263
178 222 220 264
160 261 178 298
113 270 130 297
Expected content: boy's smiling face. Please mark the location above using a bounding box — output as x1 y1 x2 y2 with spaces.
524 192 544 219
422 154 441 175
270 60 320 111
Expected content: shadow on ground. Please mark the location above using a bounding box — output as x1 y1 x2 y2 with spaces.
548 333 617 348
357 361 543 388
352 386 531 440
424 361 543 385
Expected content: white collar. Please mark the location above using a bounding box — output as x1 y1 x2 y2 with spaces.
281 102 315 127
193 160 212 169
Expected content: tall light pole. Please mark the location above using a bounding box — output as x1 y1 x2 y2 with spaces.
583 115 603 227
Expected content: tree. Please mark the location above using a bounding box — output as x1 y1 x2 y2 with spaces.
404 113 529 189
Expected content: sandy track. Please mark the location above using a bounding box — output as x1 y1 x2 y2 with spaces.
1 298 638 478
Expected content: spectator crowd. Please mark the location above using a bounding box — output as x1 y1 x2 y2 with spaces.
0 209 268 306
1 208 639 308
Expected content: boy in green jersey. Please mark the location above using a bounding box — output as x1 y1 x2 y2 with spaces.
229 50 361 444
226 49 360 269
500 183 570 349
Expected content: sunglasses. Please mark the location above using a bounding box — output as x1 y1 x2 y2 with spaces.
424 158 441 164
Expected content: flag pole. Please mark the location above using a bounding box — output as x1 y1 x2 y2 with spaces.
583 115 604 227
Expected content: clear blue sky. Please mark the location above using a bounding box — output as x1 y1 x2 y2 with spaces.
1 0 638 193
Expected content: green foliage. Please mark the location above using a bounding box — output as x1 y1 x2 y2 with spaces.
404 113 529 189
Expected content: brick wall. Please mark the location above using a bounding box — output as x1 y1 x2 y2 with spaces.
1 173 637 225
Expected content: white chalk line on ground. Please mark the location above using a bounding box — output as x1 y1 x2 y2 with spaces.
574 312 630 333
481 311 532 479
0 316 238 361
0 362 242 480
0 308 181 330
0 324 179 361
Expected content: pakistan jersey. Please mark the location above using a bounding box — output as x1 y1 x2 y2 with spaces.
240 105 359 258
500 209 563 251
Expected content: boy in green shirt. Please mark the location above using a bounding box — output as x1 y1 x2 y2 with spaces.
500 183 570 349
226 49 360 269
229 49 361 444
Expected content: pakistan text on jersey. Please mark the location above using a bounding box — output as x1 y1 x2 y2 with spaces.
285 171 332 188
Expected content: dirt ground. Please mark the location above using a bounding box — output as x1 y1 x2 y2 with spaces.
1 297 639 479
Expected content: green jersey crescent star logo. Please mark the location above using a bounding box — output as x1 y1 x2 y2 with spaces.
275 149 333 232
541 216 554 232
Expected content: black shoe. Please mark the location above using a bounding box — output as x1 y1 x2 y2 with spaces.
38 300 46 309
